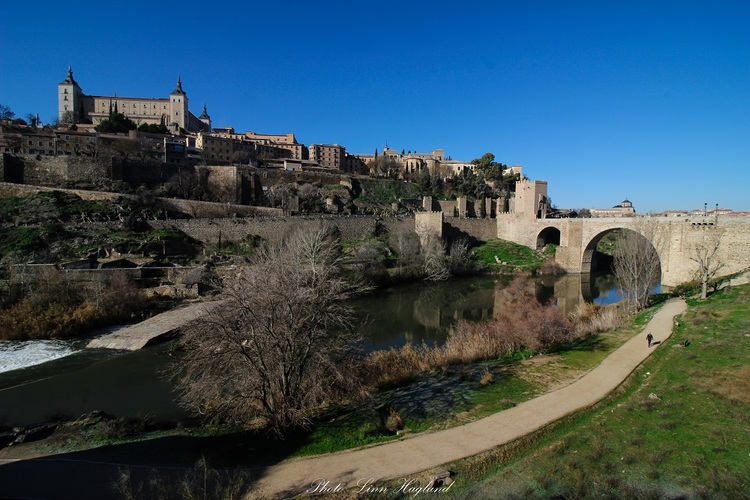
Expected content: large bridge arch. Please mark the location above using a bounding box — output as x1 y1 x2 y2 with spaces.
580 226 663 280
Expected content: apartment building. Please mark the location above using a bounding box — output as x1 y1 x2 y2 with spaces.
309 144 345 170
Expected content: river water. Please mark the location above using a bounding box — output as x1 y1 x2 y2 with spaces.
0 273 627 426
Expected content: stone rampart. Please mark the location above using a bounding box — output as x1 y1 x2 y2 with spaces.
3 155 112 186
0 182 283 218
444 218 498 243
151 215 416 246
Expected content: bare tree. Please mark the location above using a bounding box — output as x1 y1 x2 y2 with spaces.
422 234 450 281
174 226 370 435
691 227 725 299
612 222 662 313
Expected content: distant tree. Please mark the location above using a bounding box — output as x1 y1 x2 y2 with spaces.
691 228 725 299
59 111 75 128
137 122 168 134
368 156 400 178
471 152 507 182
95 111 137 134
577 208 592 218
418 168 431 194
25 113 40 128
0 104 14 121
613 222 662 313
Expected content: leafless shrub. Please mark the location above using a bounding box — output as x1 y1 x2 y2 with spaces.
448 238 473 275
174 225 371 436
571 302 625 335
421 234 450 281
539 260 566 275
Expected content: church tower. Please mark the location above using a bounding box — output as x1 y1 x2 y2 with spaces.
168 75 189 130
58 66 83 124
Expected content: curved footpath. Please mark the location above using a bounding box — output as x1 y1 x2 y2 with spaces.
254 298 687 498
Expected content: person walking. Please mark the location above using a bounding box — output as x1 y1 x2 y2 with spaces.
646 332 654 348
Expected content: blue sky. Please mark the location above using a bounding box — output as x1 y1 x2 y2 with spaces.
2 1 748 213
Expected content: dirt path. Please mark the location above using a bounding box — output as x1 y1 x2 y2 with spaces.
251 299 687 498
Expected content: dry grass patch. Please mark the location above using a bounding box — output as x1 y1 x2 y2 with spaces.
705 365 750 404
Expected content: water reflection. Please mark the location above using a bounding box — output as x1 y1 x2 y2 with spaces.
354 273 629 351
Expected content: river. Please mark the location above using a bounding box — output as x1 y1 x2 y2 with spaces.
0 273 629 426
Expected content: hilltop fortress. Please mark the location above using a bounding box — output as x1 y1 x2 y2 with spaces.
58 67 211 133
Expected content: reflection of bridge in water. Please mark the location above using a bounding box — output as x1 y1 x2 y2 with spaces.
409 274 622 335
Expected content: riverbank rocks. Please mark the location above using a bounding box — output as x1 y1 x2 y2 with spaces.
68 410 116 428
4 422 59 447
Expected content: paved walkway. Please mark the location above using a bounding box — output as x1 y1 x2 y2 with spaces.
253 299 687 498
86 301 221 350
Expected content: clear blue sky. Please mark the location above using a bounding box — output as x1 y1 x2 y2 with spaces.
2 1 748 213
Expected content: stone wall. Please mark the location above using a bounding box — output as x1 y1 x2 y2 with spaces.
151 215 416 247
0 182 283 218
2 154 112 186
444 218 499 243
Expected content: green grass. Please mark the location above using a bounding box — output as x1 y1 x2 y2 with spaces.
0 226 49 255
442 284 750 498
472 238 546 271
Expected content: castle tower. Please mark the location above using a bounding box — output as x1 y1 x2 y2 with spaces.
58 66 83 124
168 75 189 130
198 102 211 132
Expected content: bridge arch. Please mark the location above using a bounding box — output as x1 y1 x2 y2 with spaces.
536 226 561 250
581 227 663 279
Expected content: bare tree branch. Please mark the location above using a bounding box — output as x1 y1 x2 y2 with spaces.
173 225 371 436
690 227 725 299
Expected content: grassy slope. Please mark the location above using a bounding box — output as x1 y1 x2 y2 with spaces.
473 239 546 271
444 285 750 499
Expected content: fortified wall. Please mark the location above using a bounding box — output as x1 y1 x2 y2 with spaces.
151 215 417 247
0 182 282 218
1 153 112 185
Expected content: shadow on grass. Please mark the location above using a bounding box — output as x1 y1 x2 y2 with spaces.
561 334 611 353
0 427 318 499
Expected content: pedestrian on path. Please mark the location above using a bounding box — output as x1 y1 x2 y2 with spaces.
646 332 654 348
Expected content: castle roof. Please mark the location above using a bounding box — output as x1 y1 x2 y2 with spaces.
171 75 185 95
59 65 78 86
199 103 210 120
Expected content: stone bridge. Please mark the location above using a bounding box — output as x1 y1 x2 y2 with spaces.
495 214 750 288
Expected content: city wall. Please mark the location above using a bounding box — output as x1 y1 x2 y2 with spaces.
1 154 112 185
151 215 417 247
0 182 282 218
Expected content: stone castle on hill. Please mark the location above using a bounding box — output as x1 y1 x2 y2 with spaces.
58 67 211 133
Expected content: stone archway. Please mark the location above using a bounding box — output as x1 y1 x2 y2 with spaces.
536 226 561 250
581 227 662 278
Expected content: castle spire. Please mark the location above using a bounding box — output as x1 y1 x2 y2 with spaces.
199 102 210 119
60 65 77 85
171 75 185 95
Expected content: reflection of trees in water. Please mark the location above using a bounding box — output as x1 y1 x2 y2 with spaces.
359 274 627 351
